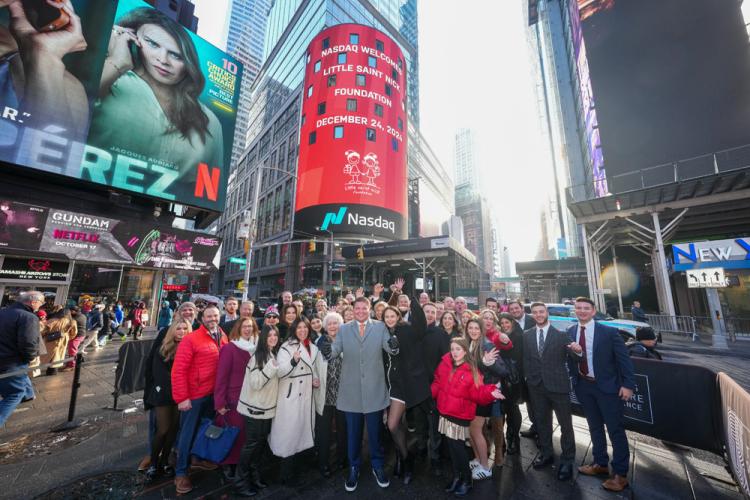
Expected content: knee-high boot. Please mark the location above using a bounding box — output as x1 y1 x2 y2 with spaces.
491 417 505 467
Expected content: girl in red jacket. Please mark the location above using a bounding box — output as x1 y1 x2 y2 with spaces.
431 337 504 497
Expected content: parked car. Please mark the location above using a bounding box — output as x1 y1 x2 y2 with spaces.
525 303 647 342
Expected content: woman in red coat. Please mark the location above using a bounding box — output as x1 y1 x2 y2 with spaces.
431 337 504 497
214 317 259 481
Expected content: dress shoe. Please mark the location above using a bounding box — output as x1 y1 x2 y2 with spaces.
578 463 609 476
557 463 573 481
453 479 472 497
174 476 193 495
137 455 151 472
520 429 538 439
234 478 258 497
532 456 554 469
444 477 460 493
191 458 218 471
602 474 629 492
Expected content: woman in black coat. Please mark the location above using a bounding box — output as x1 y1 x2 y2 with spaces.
498 313 524 455
383 284 430 484
143 318 192 483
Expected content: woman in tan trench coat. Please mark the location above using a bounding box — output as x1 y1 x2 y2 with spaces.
41 306 78 375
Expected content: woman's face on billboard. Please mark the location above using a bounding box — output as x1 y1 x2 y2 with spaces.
137 24 186 86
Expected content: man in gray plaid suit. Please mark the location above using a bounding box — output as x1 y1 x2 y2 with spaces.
523 302 577 481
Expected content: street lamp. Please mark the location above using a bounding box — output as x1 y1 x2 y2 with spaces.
239 166 297 302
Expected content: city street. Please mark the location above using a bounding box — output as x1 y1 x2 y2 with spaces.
0 331 743 500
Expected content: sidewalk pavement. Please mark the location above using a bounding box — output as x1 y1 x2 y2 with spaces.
0 330 744 499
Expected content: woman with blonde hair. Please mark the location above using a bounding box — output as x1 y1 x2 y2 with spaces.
41 306 77 375
143 318 192 483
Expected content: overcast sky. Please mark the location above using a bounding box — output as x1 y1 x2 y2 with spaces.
193 0 553 268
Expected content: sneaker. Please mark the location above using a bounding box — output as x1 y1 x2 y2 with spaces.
345 467 359 492
471 465 492 480
468 459 480 470
144 465 159 484
372 467 390 488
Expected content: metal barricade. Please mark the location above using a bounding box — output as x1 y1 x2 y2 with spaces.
646 314 698 338
725 317 750 341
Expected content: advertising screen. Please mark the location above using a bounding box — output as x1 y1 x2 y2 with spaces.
294 24 408 240
0 0 242 212
577 0 750 192
0 200 221 271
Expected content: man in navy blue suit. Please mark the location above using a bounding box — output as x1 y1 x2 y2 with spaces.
567 297 635 492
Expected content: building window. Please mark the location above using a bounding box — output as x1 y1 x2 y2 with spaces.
322 37 330 49
392 138 399 152
374 104 383 117
368 55 377 68
309 131 316 144
356 74 366 86
346 98 357 112
350 33 359 44
397 57 403 70
327 74 336 87
317 102 326 115
314 60 321 72
307 85 313 98
385 84 392 96
392 68 398 80
366 128 376 141
398 117 403 130
376 39 384 52
301 114 306 125
337 53 347 64
334 126 344 139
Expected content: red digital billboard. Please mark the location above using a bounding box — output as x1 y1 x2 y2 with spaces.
294 24 408 240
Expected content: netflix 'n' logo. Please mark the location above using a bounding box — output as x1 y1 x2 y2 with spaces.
194 163 221 202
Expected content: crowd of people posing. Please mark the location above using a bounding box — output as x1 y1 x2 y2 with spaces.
139 283 636 497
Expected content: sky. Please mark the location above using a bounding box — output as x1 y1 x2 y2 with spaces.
192 0 553 269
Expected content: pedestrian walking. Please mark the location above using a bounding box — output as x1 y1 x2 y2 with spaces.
157 301 173 330
131 302 146 339
0 291 42 426
80 303 104 353
523 303 577 481
568 297 635 492
431 338 504 497
40 306 77 376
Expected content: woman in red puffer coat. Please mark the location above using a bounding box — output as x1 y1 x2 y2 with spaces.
431 337 504 497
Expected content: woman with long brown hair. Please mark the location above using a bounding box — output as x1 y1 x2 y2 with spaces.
41 306 77 375
278 304 299 341
143 318 192 483
431 337 504 496
439 310 462 338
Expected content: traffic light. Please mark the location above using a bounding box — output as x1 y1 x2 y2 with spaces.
356 246 364 260
308 241 316 252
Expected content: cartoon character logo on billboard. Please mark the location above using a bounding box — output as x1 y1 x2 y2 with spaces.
343 150 380 195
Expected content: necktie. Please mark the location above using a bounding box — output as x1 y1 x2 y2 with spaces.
579 326 589 376
359 322 366 338
537 328 545 352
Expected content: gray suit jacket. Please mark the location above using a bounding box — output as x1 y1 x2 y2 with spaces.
523 325 574 394
330 318 396 413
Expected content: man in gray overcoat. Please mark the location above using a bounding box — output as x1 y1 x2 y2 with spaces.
321 296 399 493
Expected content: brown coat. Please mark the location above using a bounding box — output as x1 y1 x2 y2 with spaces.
41 314 78 368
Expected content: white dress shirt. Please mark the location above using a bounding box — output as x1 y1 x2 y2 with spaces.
515 314 529 329
575 320 595 378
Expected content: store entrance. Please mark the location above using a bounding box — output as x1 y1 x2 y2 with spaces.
0 284 63 309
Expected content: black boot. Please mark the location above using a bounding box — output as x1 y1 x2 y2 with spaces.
506 434 519 455
444 476 460 493
403 453 414 485
222 464 237 482
233 476 258 497
249 468 268 490
393 454 403 478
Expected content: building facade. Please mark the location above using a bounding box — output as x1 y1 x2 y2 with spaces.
216 0 455 298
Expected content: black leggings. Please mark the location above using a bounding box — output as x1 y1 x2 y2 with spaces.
151 405 179 468
445 435 471 481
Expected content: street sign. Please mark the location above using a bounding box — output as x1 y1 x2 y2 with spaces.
229 257 246 264
686 267 726 288
237 211 252 239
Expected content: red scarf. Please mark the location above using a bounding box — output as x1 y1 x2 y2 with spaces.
302 337 311 354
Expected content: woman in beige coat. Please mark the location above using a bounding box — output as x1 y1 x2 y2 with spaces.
41 306 77 375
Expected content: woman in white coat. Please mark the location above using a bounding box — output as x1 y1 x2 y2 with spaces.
268 317 324 484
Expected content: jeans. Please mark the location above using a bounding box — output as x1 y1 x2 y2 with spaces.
175 395 214 476
345 410 384 470
0 363 30 426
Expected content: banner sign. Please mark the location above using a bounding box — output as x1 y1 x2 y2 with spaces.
719 372 750 498
673 237 750 271
571 358 723 455
1 201 221 271
0 257 69 281
294 24 408 240
0 200 48 251
0 0 242 212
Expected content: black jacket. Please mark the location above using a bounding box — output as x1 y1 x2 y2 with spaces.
144 327 175 408
0 302 40 370
87 309 103 330
387 298 431 408
500 323 525 403
72 313 86 337
627 342 662 360
422 325 450 383
100 311 115 336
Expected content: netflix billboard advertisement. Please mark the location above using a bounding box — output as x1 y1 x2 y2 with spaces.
294 24 408 240
0 0 242 212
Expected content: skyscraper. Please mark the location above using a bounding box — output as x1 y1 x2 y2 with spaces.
215 0 455 297
453 128 478 192
225 0 272 171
